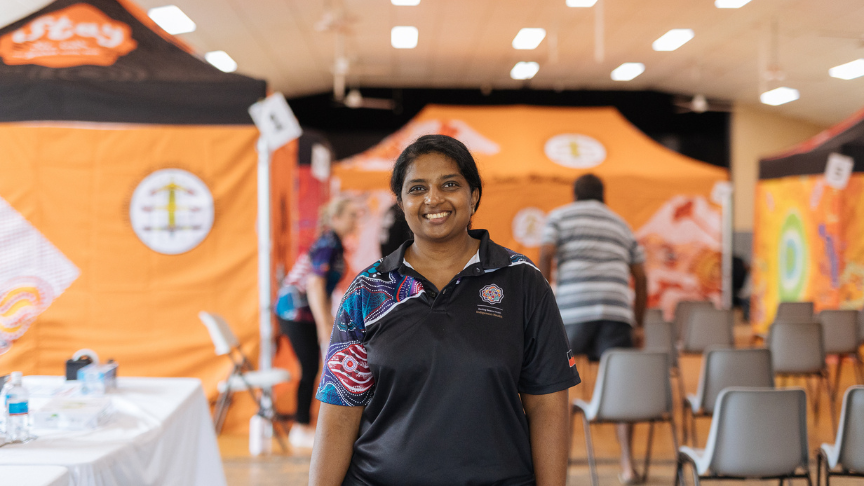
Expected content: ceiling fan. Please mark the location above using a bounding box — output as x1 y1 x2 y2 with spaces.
673 94 733 114
315 2 397 111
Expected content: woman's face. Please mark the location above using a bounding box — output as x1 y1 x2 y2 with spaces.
330 201 361 238
399 152 479 244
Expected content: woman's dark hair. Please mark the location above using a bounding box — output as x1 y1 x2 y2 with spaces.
574 173 605 202
390 135 483 212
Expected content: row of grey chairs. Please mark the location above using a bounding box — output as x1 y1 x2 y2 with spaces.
571 349 864 486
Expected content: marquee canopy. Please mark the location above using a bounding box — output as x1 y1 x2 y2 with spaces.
334 105 729 317
752 107 864 332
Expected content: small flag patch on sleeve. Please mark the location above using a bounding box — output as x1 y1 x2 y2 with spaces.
567 350 576 367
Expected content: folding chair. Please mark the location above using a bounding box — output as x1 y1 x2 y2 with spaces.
819 310 864 395
680 308 734 355
817 386 864 486
776 301 814 323
682 347 774 446
572 350 679 486
768 320 836 429
199 311 292 451
676 388 811 486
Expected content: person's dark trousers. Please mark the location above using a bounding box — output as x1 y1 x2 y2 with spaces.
565 319 633 362
278 318 320 425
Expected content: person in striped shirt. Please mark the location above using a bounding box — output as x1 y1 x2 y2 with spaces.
539 173 647 485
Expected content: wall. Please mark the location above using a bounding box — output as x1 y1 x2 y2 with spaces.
731 103 827 234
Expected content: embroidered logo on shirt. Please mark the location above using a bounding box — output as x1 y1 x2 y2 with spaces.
479 284 504 304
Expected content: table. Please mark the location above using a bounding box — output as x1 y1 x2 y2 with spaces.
0 466 70 486
0 377 226 486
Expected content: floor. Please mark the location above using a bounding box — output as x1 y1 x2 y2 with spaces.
217 322 861 486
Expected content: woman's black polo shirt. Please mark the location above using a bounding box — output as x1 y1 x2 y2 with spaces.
316 229 581 486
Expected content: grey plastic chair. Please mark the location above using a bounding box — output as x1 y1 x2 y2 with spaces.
676 388 811 486
819 310 864 394
817 385 864 486
683 347 774 446
644 319 687 435
768 321 836 429
572 350 679 486
680 308 735 354
776 301 815 323
674 300 715 344
645 308 666 325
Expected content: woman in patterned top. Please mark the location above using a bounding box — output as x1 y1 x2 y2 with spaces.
309 135 579 486
276 196 360 449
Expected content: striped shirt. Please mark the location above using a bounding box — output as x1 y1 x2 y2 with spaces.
541 200 645 326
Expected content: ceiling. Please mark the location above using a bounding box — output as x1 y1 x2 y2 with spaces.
3 0 864 126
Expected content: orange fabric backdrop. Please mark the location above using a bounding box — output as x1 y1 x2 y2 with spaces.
0 123 263 431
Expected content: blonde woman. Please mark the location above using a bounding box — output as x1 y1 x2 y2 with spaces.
276 196 360 449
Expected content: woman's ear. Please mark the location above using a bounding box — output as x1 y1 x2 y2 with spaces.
471 189 480 214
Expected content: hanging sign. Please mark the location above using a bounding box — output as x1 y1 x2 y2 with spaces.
544 134 607 169
248 93 303 151
824 153 854 190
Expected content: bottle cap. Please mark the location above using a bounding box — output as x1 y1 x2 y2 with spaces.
10 371 22 384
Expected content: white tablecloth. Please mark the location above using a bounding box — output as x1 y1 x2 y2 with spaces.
0 377 226 486
0 465 70 486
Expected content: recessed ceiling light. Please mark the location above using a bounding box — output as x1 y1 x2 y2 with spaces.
611 62 645 81
391 0 420 5
652 29 694 51
829 59 864 80
715 0 752 8
391 26 419 49
511 62 540 80
205 51 237 73
512 28 546 50
147 5 196 35
760 87 799 106
566 0 598 6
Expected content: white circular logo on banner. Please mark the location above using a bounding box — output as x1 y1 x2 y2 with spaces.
544 134 606 168
512 207 547 247
130 169 214 255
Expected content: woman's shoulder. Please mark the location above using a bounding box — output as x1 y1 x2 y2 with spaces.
338 260 424 328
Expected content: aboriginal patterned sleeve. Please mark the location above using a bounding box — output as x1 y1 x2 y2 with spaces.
308 233 338 277
315 271 375 407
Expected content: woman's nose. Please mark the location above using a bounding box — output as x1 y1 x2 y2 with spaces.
424 188 443 205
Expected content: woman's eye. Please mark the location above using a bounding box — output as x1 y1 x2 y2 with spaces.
443 181 458 188
408 185 424 193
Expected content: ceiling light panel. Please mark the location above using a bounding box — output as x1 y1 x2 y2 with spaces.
611 62 645 81
147 5 196 35
760 87 799 106
829 59 864 80
205 51 237 73
652 29 694 51
714 0 752 8
511 62 540 80
391 26 419 49
512 28 546 50
391 0 420 5
566 0 598 6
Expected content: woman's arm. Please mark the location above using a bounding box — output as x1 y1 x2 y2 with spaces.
306 274 333 346
309 403 364 486
521 390 570 486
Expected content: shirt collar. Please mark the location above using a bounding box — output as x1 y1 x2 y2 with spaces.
378 229 512 274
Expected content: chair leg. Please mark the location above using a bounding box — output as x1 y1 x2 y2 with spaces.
855 354 864 384
832 358 843 403
268 415 289 453
214 388 232 434
816 451 822 486
806 470 814 486
583 414 599 486
675 454 684 486
821 370 837 431
681 401 689 446
690 412 699 447
640 422 655 482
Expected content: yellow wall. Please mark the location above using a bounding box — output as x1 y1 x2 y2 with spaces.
731 103 827 231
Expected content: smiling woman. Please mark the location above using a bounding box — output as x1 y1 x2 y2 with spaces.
309 135 581 486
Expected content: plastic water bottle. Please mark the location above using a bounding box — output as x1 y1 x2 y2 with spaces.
4 372 31 443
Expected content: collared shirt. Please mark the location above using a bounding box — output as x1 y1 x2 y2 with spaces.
316 229 580 486
541 200 645 326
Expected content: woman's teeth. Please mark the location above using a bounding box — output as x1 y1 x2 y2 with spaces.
425 211 450 219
